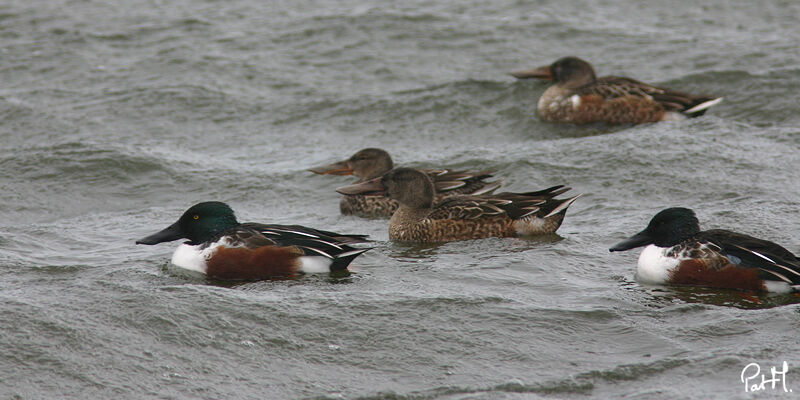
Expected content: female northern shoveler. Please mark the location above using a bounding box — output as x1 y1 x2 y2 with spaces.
310 148 502 218
336 168 580 242
609 207 800 292
136 202 370 280
510 56 722 124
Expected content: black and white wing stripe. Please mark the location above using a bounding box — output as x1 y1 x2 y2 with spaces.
244 223 371 270
252 224 369 244
701 229 800 286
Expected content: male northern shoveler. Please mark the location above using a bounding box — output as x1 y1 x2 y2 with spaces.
510 56 722 124
310 148 502 218
609 207 800 292
336 168 579 242
136 202 370 280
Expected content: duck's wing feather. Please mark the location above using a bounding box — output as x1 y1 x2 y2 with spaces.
418 169 500 194
427 186 573 221
240 223 371 268
206 226 278 249
579 76 719 115
699 229 800 284
493 185 575 219
249 223 370 244
427 195 522 220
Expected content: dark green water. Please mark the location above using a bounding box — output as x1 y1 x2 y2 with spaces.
1 0 799 399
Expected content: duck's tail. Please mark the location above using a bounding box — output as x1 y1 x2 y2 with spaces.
543 194 582 219
683 97 723 117
330 247 371 271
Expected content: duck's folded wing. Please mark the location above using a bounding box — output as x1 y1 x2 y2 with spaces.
493 185 575 219
248 223 370 244
580 77 717 113
201 226 277 250
418 169 499 194
701 229 800 284
428 195 542 221
240 223 370 268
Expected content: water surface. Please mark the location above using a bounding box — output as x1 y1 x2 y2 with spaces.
1 0 799 398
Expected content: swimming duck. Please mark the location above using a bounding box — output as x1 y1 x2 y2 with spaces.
510 56 722 124
310 148 502 218
336 168 580 242
136 201 370 280
609 207 800 292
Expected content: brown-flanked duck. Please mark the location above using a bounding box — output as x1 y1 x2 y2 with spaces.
510 56 722 124
610 207 800 292
310 148 502 218
336 168 580 242
136 202 370 280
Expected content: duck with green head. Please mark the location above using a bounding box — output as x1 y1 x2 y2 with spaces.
136 201 370 280
610 207 800 292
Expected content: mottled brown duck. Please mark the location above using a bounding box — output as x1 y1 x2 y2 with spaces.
310 148 502 218
336 168 580 242
510 56 722 124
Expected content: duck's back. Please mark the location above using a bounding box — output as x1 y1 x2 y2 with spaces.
388 196 517 242
539 76 719 124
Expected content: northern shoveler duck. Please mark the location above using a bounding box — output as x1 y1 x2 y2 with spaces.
336 168 580 242
510 56 722 124
609 208 800 292
136 202 370 280
310 148 502 218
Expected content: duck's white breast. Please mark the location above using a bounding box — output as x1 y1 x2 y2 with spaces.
171 243 216 274
635 244 678 285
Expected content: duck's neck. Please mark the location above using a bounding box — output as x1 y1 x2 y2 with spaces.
391 204 430 222
357 169 387 182
389 204 432 240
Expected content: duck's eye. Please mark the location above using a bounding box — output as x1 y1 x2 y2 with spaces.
193 215 200 220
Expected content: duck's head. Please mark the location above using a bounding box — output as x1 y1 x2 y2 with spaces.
609 207 701 252
136 201 240 246
336 167 435 209
510 56 596 87
310 148 394 180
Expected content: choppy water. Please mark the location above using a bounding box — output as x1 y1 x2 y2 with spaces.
2 0 800 399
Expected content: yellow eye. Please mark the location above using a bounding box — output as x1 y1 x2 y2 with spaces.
193 215 199 220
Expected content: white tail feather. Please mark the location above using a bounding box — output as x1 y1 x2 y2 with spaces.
337 248 370 259
684 97 723 114
544 194 581 219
